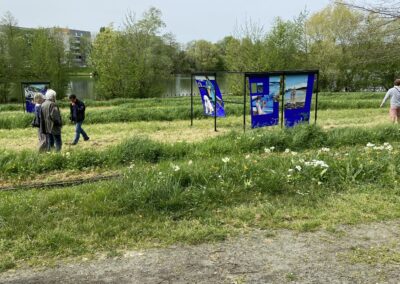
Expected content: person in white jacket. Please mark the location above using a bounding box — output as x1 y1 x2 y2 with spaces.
381 79 400 124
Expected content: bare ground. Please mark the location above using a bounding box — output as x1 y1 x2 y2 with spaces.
1 220 400 284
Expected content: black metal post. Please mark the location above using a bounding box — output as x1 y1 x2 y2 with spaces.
280 75 285 129
314 71 319 125
243 74 247 132
21 83 25 113
214 72 217 132
190 74 194 127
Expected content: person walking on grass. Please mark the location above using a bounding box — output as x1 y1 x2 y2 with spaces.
380 79 400 124
41 89 63 151
68 94 89 145
32 93 47 152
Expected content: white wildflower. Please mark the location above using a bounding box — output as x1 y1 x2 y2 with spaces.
285 149 290 153
188 160 193 165
373 146 385 151
245 154 251 159
171 164 180 172
320 147 330 152
222 157 230 163
264 148 271 153
302 159 329 169
366 143 375 148
295 165 302 171
270 146 275 151
384 143 393 151
288 169 294 173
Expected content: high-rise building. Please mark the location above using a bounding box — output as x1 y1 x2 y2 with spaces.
59 28 91 67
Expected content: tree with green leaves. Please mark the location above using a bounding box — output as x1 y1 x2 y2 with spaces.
91 8 175 99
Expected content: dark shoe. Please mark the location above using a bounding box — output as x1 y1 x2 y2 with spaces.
84 137 90 141
67 142 77 146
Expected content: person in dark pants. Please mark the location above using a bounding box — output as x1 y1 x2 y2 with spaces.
41 89 62 152
32 93 47 152
69 94 89 145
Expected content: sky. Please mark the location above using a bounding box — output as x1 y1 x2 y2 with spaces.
0 0 331 43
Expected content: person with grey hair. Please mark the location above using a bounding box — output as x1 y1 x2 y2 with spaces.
40 89 63 151
32 93 47 152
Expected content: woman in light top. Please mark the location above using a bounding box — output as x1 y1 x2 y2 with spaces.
380 79 400 123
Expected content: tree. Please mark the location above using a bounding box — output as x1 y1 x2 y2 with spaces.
185 40 220 71
265 15 308 70
91 8 176 99
306 4 363 90
29 28 70 96
0 12 29 102
340 1 400 19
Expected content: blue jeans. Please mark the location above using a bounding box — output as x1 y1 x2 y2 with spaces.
73 121 89 144
47 134 62 152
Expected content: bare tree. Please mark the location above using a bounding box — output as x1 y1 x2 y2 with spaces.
338 1 400 19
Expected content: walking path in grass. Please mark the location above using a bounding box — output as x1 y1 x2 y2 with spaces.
2 220 399 283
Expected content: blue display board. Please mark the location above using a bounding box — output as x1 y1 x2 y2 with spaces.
249 75 281 128
22 83 49 113
195 76 225 117
283 74 315 127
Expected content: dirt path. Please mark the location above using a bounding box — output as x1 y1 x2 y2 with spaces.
1 221 400 284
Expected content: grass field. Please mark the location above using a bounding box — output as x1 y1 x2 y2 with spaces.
1 92 399 272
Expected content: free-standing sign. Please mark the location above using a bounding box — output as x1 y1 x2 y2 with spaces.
283 74 315 127
21 82 50 113
249 75 281 128
195 76 225 117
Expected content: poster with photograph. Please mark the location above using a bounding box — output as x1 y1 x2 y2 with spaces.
249 75 281 128
284 74 315 127
195 76 225 117
22 83 49 113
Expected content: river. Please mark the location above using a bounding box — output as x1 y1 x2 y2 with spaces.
67 74 236 100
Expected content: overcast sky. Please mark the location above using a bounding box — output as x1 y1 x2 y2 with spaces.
0 0 331 43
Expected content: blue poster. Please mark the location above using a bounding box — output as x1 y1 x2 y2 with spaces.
195 76 225 117
249 76 281 128
284 74 315 127
23 83 49 113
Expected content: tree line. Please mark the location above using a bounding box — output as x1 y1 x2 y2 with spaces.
1 2 400 101
0 12 85 103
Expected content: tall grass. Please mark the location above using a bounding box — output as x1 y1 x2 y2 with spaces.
2 124 400 179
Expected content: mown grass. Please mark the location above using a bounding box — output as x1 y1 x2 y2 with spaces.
1 143 400 271
0 107 391 156
0 92 385 129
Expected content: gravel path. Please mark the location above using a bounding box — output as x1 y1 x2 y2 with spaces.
2 221 400 284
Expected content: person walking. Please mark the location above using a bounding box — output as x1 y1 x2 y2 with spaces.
68 94 89 145
32 93 47 152
41 89 63 151
380 79 400 124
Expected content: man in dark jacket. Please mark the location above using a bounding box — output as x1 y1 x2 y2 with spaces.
41 89 62 151
69 94 89 145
